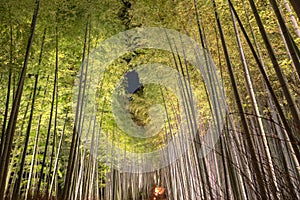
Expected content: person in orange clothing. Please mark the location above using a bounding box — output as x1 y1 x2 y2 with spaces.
151 185 166 200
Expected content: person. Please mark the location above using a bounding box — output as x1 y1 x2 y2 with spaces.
151 185 166 200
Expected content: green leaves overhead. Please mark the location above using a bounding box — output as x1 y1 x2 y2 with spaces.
0 0 299 199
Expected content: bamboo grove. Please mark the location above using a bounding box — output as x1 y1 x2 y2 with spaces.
0 0 299 199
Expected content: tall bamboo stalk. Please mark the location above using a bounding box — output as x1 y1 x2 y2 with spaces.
0 0 40 198
212 0 268 198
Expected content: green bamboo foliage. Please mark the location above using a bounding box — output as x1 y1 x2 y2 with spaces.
0 0 299 199
0 0 41 198
0 4 13 157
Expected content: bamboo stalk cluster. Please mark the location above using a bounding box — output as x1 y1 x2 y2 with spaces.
0 0 299 199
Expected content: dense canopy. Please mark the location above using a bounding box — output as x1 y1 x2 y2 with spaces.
0 0 299 199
